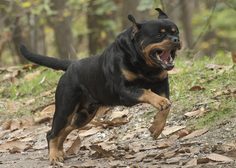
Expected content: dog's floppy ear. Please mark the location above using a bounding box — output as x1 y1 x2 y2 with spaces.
128 14 141 40
155 8 169 19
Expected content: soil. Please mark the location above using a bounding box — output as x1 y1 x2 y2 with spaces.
0 102 236 168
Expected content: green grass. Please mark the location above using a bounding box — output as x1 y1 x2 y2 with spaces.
0 66 62 121
169 53 236 129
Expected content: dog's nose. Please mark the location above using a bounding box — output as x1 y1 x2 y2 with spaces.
171 37 180 47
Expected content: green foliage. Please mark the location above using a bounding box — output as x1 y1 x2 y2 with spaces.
137 0 158 11
31 0 58 16
93 0 117 15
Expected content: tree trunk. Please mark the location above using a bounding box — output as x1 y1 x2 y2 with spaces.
87 0 118 56
122 0 150 31
0 0 46 64
202 0 217 58
179 0 195 57
49 0 77 60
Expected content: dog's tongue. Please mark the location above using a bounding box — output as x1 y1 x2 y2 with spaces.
160 50 171 61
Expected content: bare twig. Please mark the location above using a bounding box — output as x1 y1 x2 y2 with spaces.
223 0 236 11
191 0 217 49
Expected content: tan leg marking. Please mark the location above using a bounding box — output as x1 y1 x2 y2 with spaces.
49 103 80 164
149 107 170 139
49 137 64 164
138 89 170 111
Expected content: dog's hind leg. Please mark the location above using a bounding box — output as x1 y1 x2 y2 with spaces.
46 74 83 164
55 99 105 160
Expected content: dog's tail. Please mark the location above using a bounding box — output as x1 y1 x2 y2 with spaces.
19 43 75 71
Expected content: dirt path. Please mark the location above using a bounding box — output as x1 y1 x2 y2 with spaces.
1 104 236 168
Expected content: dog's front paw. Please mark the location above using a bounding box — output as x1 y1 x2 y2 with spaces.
154 97 171 111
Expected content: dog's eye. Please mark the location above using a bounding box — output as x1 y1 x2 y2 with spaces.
157 33 163 37
173 31 179 36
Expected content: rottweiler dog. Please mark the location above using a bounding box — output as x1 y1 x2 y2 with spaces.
19 8 182 164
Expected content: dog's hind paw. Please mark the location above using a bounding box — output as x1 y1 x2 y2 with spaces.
49 152 64 165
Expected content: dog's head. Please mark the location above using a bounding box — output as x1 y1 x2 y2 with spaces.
128 8 182 70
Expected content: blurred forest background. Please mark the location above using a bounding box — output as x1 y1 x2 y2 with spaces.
0 0 236 66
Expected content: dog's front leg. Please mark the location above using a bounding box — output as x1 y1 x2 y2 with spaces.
119 87 170 111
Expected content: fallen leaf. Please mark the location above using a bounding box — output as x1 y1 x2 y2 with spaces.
36 127 51 135
9 132 32 141
23 98 35 106
2 120 12 130
0 130 11 138
40 105 55 116
90 145 113 158
184 110 200 117
161 126 186 137
112 109 129 118
7 102 21 112
100 116 130 126
6 66 21 72
24 70 41 81
34 115 53 124
197 158 210 164
66 136 81 155
95 106 111 117
79 161 96 168
20 116 33 127
207 153 234 162
122 128 147 140
205 63 234 71
22 64 40 70
232 53 236 63
89 120 104 127
10 120 22 131
155 140 174 148
123 154 135 159
109 161 127 167
33 143 47 150
9 146 21 153
185 158 197 166
0 141 30 152
189 86 205 91
182 128 208 140
226 148 236 158
79 127 104 138
129 142 145 152
99 142 117 151
169 68 183 74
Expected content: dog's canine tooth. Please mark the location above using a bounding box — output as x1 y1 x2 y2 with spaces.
170 57 173 62
165 61 167 64
156 53 161 61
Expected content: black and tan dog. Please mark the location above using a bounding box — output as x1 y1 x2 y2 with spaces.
19 8 182 164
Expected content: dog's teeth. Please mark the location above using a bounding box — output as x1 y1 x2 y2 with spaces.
165 61 167 64
156 53 161 61
170 57 173 62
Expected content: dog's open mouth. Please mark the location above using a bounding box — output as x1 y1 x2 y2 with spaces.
150 49 177 70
